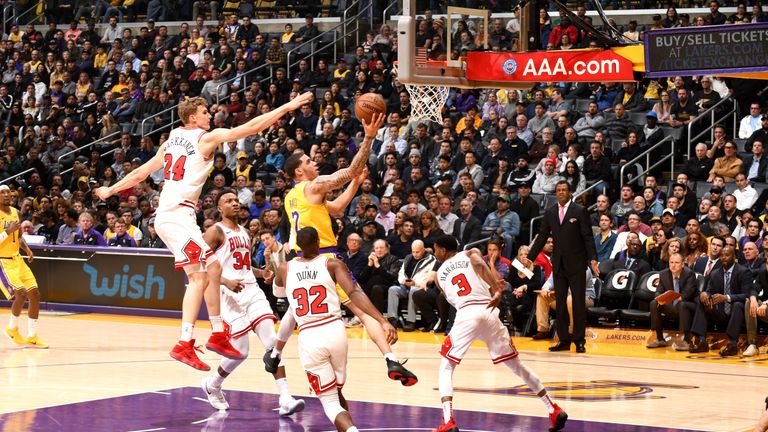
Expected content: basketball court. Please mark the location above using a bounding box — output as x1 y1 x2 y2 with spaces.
1 312 764 431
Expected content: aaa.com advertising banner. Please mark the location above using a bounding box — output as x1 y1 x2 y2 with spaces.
465 50 635 83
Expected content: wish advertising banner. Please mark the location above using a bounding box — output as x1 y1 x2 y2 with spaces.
27 245 187 311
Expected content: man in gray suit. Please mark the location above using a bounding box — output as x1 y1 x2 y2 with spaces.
646 253 698 351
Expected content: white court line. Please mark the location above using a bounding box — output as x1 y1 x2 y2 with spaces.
192 397 209 403
127 428 166 432
149 391 171 395
190 418 211 425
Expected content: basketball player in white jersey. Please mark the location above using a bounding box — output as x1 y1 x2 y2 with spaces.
199 189 305 415
275 227 390 432
95 92 313 371
431 235 568 432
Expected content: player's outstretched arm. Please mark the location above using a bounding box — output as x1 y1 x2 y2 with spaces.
95 147 165 200
306 113 385 196
466 248 504 308
329 258 397 344
200 92 314 152
325 168 367 217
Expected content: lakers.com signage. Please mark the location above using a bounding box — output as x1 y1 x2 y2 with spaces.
645 23 768 77
465 50 635 83
27 244 187 312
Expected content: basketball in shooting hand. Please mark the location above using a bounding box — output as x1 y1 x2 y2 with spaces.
355 93 386 124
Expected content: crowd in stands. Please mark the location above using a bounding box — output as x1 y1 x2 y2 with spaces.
3 4 768 352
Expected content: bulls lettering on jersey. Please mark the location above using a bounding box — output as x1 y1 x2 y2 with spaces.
285 256 341 330
436 253 492 309
213 223 255 284
157 126 213 213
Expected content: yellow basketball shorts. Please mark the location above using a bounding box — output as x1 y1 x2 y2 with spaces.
0 254 38 300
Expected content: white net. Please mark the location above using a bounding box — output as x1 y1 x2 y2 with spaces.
392 63 449 125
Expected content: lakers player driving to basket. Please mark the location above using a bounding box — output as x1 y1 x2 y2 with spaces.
270 110 418 386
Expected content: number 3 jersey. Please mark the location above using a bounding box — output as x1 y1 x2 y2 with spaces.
285 255 342 330
436 252 493 309
157 126 213 213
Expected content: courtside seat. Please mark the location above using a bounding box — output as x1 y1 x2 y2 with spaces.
619 271 660 323
597 259 614 282
587 269 636 323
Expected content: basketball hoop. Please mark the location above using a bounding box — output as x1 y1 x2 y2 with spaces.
393 60 449 125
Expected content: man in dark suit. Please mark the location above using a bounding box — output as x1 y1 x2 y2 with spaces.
610 236 652 276
452 198 482 248
646 253 698 350
528 181 599 353
689 246 752 356
740 139 768 182
693 236 724 277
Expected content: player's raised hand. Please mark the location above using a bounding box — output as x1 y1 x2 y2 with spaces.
287 91 314 110
361 112 386 138
94 186 112 201
354 167 369 184
381 320 398 345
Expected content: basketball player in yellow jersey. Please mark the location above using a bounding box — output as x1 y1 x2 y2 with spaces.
268 111 419 386
0 185 46 348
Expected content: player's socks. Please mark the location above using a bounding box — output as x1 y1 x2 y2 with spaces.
346 427 359 432
211 372 225 387
540 393 556 414
441 401 453 423
271 347 282 358
180 322 194 342
276 377 290 400
210 315 224 333
8 313 18 329
384 352 398 362
27 318 38 337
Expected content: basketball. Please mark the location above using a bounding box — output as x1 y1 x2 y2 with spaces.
355 93 386 124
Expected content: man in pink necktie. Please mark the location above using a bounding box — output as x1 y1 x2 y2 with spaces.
527 181 599 354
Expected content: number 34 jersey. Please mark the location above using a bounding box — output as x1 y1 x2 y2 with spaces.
436 252 493 310
213 222 256 285
157 126 213 213
285 256 342 330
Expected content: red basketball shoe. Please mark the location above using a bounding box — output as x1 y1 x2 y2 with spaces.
549 404 568 432
206 332 245 359
170 339 211 371
432 417 459 432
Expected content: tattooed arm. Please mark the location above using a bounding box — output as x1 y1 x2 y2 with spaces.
304 113 385 200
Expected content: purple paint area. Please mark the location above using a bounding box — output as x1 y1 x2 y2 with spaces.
0 387 702 432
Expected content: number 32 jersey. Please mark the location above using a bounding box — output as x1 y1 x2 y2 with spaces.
157 126 213 213
285 256 342 330
436 252 493 309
